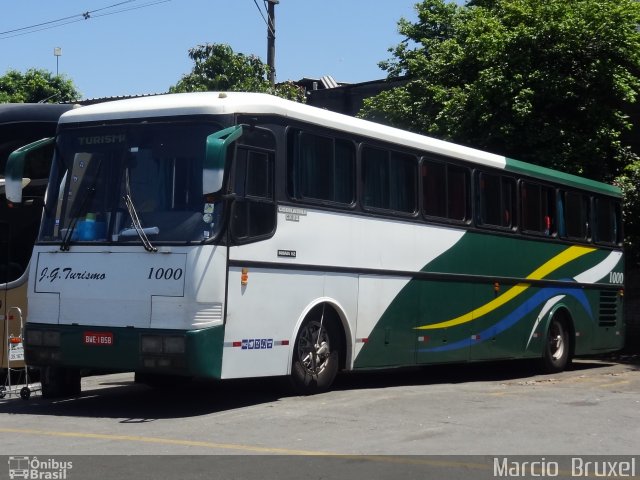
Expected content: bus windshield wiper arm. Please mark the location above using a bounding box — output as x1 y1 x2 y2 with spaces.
60 205 84 251
123 168 157 252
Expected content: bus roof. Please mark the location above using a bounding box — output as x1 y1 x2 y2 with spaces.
0 103 76 125
58 92 620 197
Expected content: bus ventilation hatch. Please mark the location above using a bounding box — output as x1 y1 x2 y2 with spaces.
598 291 618 327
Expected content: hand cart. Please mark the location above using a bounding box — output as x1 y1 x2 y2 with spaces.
1 307 40 400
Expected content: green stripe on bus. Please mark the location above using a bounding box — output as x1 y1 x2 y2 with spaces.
504 158 621 197
353 232 622 369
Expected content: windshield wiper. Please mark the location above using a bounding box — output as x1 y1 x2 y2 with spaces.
123 168 157 252
60 211 81 251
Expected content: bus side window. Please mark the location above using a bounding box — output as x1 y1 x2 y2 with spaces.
561 191 589 241
422 160 446 218
448 165 471 222
231 141 276 243
422 159 470 222
0 221 20 283
287 130 355 205
521 182 556 236
594 197 621 244
476 172 515 229
362 146 417 214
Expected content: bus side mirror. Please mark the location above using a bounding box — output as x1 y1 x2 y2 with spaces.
5 137 55 204
204 125 243 195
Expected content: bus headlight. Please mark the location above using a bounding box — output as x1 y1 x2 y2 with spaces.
43 330 61 347
141 335 163 353
163 336 185 354
26 330 43 346
141 334 185 354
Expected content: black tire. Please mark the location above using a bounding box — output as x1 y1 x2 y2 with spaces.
20 387 30 401
290 311 340 395
41 367 81 399
540 315 570 373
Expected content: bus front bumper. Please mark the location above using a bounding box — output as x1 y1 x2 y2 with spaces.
23 323 225 379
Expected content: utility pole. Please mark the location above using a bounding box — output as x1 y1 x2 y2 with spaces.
266 0 278 88
54 47 62 76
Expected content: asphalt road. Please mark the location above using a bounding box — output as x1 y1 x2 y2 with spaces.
0 355 638 478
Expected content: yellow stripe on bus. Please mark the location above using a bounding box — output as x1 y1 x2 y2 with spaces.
416 245 595 330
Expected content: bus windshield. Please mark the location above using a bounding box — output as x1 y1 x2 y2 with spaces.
39 120 225 246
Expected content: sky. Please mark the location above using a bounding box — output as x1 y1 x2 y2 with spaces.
0 0 460 100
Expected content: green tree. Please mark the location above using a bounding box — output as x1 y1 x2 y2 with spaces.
170 43 304 102
615 156 640 265
361 0 640 183
0 68 80 103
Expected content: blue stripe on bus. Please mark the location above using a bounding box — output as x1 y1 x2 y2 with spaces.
418 285 592 353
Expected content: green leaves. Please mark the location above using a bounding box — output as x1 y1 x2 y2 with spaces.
361 0 640 180
615 156 640 264
0 68 80 103
169 43 304 102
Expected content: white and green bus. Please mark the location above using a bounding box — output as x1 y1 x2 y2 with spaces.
6 92 624 397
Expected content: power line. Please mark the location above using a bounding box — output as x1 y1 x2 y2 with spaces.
86 0 140 15
263 0 275 32
91 1 173 20
0 1 136 36
0 13 84 36
0 18 87 40
0 0 171 40
251 0 274 36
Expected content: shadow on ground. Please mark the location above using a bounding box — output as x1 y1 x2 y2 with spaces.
0 356 628 421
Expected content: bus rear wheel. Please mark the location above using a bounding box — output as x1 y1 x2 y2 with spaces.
540 316 570 373
290 313 340 395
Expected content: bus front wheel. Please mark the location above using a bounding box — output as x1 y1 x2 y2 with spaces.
540 315 570 373
41 367 81 399
290 313 340 395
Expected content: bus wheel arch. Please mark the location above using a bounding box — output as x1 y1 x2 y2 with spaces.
540 307 574 373
289 301 348 394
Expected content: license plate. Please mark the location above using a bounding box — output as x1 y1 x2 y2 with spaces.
83 331 114 346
